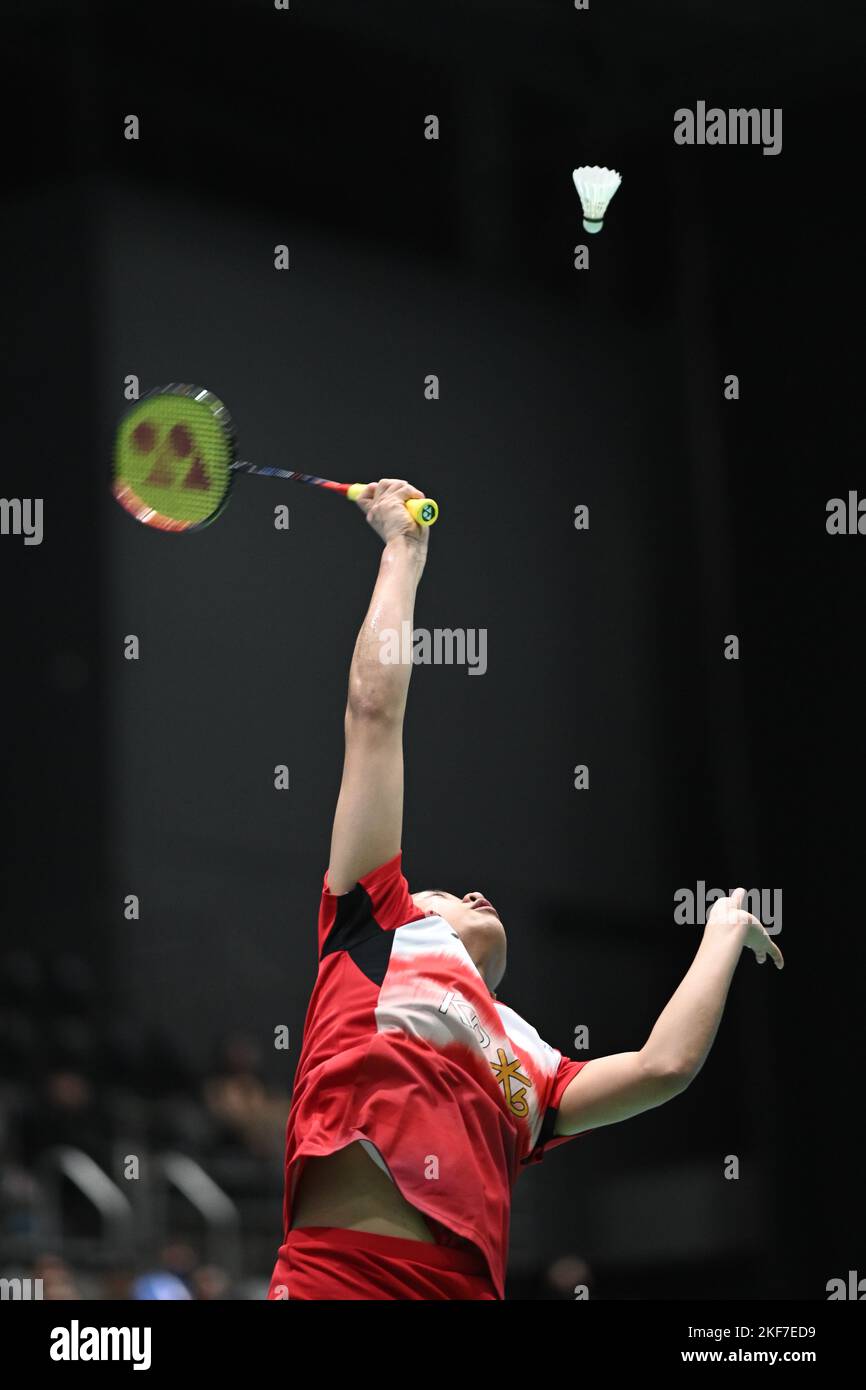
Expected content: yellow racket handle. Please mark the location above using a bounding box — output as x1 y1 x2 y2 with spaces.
346 483 439 527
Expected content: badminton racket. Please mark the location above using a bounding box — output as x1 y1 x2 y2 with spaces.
112 382 439 533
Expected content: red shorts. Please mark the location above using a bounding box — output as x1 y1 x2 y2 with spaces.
268 1226 497 1301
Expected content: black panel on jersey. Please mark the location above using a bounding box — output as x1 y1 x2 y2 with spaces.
347 929 394 987
321 883 378 956
523 1105 558 1164
320 881 395 984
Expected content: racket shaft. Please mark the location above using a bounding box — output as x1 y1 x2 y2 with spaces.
231 460 345 491
232 461 438 525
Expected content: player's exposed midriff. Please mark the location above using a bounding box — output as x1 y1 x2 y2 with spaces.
290 1141 436 1243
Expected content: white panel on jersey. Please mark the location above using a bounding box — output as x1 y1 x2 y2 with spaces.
375 915 502 1050
375 915 563 1150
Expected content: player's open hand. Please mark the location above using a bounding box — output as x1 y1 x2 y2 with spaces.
706 888 784 970
354 478 430 548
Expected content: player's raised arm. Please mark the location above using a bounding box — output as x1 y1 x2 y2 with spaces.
554 890 784 1136
326 479 430 896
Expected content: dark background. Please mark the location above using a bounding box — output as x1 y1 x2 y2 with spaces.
1 0 864 1299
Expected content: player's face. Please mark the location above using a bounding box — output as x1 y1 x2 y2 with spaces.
411 889 507 992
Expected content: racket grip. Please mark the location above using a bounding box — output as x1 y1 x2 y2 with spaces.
346 484 439 527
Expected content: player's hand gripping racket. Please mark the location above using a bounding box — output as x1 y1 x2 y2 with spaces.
112 383 439 533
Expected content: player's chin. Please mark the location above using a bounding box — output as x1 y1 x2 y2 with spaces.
475 914 507 969
471 914 501 949
478 905 506 937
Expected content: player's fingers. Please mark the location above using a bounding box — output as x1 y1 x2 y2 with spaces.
752 926 784 970
730 886 747 910
353 483 377 514
377 478 425 500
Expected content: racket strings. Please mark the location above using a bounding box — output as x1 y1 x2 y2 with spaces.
114 391 233 531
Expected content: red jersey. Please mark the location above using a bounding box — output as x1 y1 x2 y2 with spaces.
278 852 588 1298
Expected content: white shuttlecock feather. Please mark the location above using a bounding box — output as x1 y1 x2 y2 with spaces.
572 165 622 234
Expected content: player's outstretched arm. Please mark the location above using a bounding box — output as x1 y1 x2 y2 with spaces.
326 479 429 897
555 889 784 1135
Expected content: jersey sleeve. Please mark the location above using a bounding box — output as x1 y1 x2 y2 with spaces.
317 851 425 957
521 1056 590 1167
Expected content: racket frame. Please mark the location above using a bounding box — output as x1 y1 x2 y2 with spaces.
113 382 239 533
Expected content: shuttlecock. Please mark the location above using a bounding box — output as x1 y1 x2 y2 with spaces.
572 165 621 234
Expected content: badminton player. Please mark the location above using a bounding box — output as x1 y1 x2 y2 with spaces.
268 478 783 1301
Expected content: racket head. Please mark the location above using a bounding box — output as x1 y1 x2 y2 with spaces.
112 383 238 533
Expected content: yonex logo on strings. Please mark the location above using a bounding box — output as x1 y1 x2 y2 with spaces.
132 420 211 491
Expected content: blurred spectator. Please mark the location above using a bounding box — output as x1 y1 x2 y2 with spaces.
191 1263 232 1301
131 1271 192 1300
18 1069 113 1169
34 1252 83 1299
0 1165 39 1241
158 1240 197 1290
545 1253 594 1300
1 962 286 1296
203 1033 285 1162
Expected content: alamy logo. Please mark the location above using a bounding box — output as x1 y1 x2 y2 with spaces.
0 497 43 545
826 493 866 534
50 1321 152 1370
826 1270 866 1300
379 621 487 675
673 881 782 934
0 1277 43 1300
674 102 782 156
